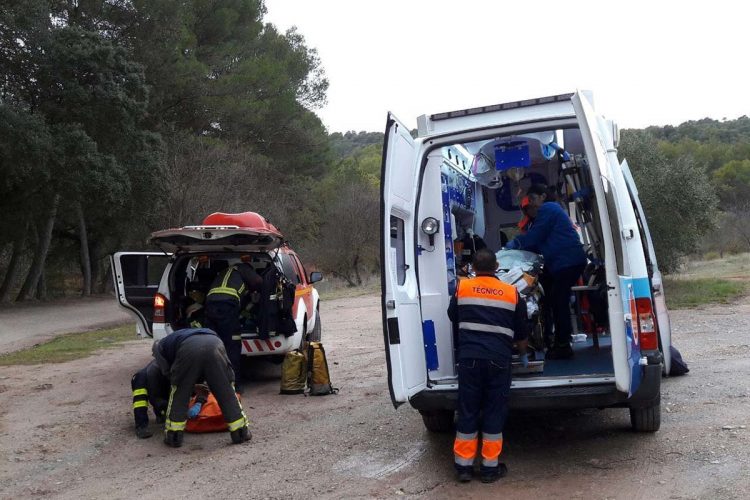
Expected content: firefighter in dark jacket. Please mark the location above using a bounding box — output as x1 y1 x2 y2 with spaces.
152 327 251 448
204 260 263 381
131 360 170 439
447 248 529 483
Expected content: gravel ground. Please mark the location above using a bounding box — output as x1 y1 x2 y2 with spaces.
0 294 748 499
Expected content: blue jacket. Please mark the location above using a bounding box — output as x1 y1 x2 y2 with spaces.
507 202 587 273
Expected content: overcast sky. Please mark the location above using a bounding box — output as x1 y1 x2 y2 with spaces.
264 0 748 134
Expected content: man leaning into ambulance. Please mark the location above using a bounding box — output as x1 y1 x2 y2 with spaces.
448 248 529 483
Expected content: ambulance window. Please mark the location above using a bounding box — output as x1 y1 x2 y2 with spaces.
280 254 301 284
390 216 406 285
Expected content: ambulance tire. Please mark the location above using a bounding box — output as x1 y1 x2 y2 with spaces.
419 410 455 433
309 314 322 342
629 399 661 432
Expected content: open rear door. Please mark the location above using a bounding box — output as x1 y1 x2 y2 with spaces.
571 92 635 395
381 112 427 407
110 252 171 337
620 160 672 374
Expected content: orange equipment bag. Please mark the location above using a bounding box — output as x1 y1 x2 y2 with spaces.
185 392 241 433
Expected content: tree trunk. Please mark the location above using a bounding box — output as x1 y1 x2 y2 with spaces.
36 268 47 300
353 254 362 286
77 203 92 296
0 216 30 303
17 194 60 302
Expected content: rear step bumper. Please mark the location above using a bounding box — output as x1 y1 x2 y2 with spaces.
240 335 293 356
409 364 662 412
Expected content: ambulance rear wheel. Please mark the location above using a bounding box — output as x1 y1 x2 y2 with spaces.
420 410 455 433
630 398 661 432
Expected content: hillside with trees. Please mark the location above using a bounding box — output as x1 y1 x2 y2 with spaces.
1 1 748 301
622 117 750 266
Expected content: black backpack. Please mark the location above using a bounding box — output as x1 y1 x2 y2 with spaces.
669 345 689 376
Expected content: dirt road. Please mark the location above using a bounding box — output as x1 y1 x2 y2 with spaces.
0 296 132 354
1 294 749 499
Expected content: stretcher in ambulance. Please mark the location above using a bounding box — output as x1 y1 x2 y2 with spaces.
381 91 670 433
111 212 322 360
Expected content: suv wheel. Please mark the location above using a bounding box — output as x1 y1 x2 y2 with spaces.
419 410 455 433
630 397 661 432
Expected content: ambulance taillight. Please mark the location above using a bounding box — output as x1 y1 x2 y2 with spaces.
635 298 658 351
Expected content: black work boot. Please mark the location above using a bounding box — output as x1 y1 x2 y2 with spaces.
164 430 184 448
135 426 153 439
480 463 508 483
456 470 473 483
230 426 252 444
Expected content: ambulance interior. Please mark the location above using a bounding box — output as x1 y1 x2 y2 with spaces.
417 127 616 383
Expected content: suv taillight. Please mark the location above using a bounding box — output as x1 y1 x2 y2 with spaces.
153 293 167 323
635 298 658 350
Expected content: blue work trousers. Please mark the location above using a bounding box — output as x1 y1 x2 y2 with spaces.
455 358 511 474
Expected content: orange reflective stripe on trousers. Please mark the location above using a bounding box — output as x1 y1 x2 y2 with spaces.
481 432 503 467
454 431 478 466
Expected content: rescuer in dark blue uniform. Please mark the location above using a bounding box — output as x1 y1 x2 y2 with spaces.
152 327 250 448
448 248 529 483
130 360 169 439
204 261 263 381
506 183 587 359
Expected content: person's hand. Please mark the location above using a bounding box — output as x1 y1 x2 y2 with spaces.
520 353 529 368
187 402 203 419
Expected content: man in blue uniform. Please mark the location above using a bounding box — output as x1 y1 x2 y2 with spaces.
204 261 263 381
152 327 250 447
506 184 587 359
448 248 529 483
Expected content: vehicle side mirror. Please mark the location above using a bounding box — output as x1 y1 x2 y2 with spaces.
309 272 323 284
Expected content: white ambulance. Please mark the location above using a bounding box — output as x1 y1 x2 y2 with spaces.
381 91 671 433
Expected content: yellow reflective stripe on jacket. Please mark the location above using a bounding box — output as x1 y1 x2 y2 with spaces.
208 267 242 300
227 417 246 432
133 400 149 409
132 388 148 397
207 286 241 300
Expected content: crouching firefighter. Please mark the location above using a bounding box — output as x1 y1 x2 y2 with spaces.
204 260 263 381
447 248 529 483
131 360 169 438
152 327 251 448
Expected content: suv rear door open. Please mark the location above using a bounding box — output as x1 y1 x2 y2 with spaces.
381 112 427 406
111 252 171 337
150 226 283 253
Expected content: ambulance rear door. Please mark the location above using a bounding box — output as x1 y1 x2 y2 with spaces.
572 91 636 395
620 159 672 374
381 112 427 407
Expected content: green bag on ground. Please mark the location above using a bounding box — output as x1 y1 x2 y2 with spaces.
307 341 338 396
280 350 307 394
